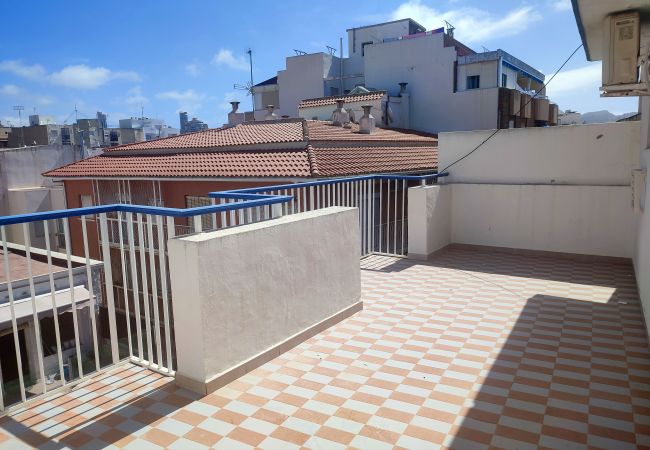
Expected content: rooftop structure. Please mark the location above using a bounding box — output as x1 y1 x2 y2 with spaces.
119 117 180 141
44 118 438 179
252 19 557 133
180 112 209 134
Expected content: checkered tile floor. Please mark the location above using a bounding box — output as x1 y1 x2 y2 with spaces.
1 247 648 449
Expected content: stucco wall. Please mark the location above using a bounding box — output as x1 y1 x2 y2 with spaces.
168 207 362 393
635 90 650 337
439 121 641 185
407 185 451 259
278 53 332 117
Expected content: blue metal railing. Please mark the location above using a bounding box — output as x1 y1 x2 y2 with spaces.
0 172 447 227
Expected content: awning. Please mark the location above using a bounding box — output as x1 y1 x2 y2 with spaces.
0 286 91 327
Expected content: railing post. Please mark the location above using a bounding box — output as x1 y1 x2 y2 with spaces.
271 203 283 218
99 213 120 365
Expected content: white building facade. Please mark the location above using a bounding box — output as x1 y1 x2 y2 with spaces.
252 19 556 133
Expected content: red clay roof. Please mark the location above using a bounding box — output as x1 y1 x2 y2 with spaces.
44 119 438 179
103 120 305 153
309 146 437 176
44 151 312 178
299 92 386 109
306 120 436 143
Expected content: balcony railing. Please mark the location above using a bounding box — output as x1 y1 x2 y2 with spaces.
0 172 446 411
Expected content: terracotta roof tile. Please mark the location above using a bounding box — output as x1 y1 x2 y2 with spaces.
299 92 386 109
44 151 311 178
104 120 305 153
309 146 437 176
306 121 437 143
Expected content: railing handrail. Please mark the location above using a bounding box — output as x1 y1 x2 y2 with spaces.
0 172 448 226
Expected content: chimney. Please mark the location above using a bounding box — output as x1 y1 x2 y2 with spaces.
227 101 245 126
358 105 376 134
399 82 408 96
331 100 350 126
264 105 278 120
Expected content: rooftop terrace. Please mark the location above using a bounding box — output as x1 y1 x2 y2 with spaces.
2 247 647 449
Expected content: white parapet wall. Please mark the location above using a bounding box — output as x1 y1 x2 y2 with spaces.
439 121 640 185
168 207 362 395
409 122 640 260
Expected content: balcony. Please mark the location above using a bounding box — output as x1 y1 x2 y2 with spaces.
0 121 647 448
0 247 647 449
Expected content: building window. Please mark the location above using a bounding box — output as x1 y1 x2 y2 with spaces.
330 87 339 96
502 73 508 87
361 41 372 57
109 130 119 144
61 128 71 145
466 75 480 90
185 196 214 231
80 195 93 208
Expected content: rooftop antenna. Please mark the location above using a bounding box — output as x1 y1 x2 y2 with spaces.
13 105 24 125
481 46 490 53
444 20 455 39
141 104 144 120
233 48 255 113
294 49 307 56
13 105 25 146
74 104 78 123
326 45 337 56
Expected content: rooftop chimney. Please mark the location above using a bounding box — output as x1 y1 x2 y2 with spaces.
265 105 278 120
331 100 350 126
359 105 376 134
227 101 245 126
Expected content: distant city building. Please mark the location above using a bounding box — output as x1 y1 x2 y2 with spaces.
179 112 209 133
96 111 108 128
0 126 9 148
8 124 74 147
28 115 57 126
119 117 180 140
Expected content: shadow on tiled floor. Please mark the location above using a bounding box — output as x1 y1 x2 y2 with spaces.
0 247 648 449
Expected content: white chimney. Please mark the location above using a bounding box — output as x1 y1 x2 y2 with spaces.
227 101 245 126
264 105 278 120
331 100 350 126
358 105 376 134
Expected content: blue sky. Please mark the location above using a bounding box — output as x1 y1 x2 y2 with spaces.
0 0 638 129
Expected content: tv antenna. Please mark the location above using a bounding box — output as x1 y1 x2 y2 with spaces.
481 46 490 53
293 49 307 56
13 105 24 125
233 48 255 112
444 20 455 39
326 46 337 55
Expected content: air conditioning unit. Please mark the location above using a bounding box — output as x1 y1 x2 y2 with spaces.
601 11 649 97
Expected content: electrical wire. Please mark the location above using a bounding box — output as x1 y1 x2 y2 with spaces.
439 43 584 174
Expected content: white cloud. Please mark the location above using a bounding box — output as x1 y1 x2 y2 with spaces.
49 64 140 89
545 63 601 96
156 89 207 112
0 84 23 96
122 86 149 106
0 60 47 81
212 49 249 71
390 1 541 44
548 0 571 12
185 62 200 77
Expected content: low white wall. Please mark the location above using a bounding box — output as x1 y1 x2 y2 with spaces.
450 184 635 258
408 184 635 259
407 185 451 259
439 122 640 185
168 207 362 394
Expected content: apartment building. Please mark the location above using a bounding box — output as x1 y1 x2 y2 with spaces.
252 18 557 133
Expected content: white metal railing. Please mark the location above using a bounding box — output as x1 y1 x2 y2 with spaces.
0 172 444 410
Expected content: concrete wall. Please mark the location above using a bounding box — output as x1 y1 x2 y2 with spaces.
278 53 332 117
457 60 498 92
409 123 639 259
439 121 640 185
168 207 362 394
635 85 650 337
364 34 499 133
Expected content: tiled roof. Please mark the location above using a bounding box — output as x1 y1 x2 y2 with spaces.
309 146 437 176
103 120 305 153
299 91 386 109
306 120 437 143
45 119 438 178
44 151 312 178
